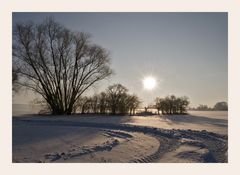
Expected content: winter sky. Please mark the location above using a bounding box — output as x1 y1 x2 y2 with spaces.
13 12 227 107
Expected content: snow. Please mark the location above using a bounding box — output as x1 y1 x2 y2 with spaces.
12 111 228 163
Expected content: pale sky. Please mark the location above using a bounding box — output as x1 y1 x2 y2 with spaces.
13 12 228 107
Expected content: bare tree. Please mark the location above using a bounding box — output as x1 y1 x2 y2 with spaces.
155 95 190 115
98 92 108 114
77 96 92 114
89 94 100 113
106 84 128 114
127 94 141 115
178 96 190 114
13 18 112 115
155 97 162 114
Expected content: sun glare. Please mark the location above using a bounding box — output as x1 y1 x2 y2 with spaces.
143 76 156 90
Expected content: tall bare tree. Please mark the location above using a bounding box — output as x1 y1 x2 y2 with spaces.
106 84 128 114
13 18 112 114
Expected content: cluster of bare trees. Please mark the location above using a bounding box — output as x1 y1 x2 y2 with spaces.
214 102 228 111
155 95 190 114
13 18 112 115
77 84 141 115
190 102 228 111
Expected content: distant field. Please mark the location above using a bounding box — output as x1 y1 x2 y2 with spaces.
188 111 227 120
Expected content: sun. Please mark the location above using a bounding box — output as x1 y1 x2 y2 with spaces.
143 76 157 90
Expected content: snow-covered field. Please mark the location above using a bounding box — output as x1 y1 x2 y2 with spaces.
12 111 228 163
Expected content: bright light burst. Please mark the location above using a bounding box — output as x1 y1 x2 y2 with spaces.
143 76 157 90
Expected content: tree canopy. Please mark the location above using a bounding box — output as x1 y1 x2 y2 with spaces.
77 84 141 115
155 95 190 115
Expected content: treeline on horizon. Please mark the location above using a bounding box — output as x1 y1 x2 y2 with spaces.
33 82 191 116
189 102 228 111
72 85 190 115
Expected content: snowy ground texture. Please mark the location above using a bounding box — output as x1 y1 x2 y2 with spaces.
12 111 228 163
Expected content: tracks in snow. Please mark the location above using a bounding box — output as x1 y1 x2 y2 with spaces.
17 119 228 163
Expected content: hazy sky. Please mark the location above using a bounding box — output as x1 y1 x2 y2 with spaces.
13 12 228 107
